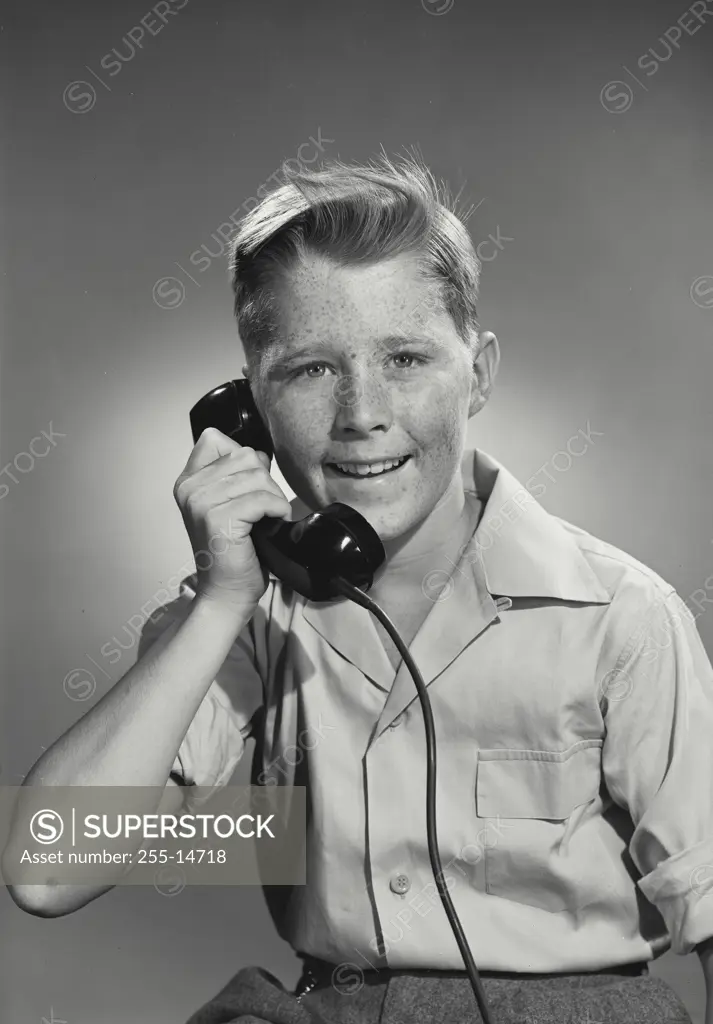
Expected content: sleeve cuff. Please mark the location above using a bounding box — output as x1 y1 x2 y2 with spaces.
168 690 249 808
637 837 713 954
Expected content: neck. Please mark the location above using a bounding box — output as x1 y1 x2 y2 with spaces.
371 471 482 595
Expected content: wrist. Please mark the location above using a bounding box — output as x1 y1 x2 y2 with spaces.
192 589 257 625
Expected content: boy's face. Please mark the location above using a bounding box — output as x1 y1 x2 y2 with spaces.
245 250 496 543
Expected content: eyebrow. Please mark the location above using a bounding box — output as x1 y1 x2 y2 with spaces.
269 334 441 366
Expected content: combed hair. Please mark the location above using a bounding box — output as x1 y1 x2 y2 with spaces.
229 151 481 380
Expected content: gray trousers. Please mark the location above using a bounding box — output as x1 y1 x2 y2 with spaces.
183 960 694 1023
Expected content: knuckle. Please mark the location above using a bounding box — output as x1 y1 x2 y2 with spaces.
223 467 256 495
173 476 190 504
245 465 272 490
200 426 223 442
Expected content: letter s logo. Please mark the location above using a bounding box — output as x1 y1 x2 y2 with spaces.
30 809 64 844
599 81 634 114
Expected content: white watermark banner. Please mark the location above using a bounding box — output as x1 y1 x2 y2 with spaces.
0 785 305 887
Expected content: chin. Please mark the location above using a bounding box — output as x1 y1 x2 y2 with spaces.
315 470 425 535
361 508 420 543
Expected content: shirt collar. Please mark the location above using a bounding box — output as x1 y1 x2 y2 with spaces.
295 446 610 715
462 447 611 604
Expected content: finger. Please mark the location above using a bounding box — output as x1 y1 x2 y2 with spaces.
182 427 244 475
185 466 288 510
207 489 292 526
177 451 277 498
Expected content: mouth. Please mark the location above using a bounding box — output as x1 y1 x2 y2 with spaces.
324 454 413 480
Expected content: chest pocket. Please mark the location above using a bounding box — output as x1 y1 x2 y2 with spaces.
475 739 603 914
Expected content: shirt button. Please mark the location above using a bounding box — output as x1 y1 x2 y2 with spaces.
389 714 405 730
390 874 411 895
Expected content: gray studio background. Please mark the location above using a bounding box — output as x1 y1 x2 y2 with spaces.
3 0 713 1021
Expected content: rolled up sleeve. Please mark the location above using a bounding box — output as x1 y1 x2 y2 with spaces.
137 575 265 805
601 588 713 954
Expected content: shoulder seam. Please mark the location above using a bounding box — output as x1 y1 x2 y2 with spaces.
577 544 675 596
553 518 675 597
608 589 672 689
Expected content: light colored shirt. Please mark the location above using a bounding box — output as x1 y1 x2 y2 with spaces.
137 447 713 972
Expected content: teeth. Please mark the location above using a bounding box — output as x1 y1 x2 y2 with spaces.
333 456 408 477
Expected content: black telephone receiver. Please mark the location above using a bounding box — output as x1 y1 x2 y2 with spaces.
189 379 385 602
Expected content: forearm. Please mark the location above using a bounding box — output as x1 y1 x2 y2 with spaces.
24 596 250 787
2 595 252 910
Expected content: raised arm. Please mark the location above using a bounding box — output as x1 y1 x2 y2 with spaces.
2 429 291 917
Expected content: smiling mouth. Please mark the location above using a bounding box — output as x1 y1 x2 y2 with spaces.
326 454 413 479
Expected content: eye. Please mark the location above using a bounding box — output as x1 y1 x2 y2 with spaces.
292 362 332 379
391 352 427 369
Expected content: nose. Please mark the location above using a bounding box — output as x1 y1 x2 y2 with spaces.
331 364 393 436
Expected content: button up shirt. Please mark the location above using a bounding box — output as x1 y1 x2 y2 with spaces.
138 447 713 972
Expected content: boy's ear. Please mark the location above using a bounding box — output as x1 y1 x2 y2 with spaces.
241 363 249 379
468 331 500 417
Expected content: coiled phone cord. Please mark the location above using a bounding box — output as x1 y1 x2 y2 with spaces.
333 575 496 1024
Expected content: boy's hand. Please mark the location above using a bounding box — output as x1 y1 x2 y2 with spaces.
173 428 292 612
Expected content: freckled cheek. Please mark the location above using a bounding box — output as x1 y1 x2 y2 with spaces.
397 386 465 451
269 393 329 443
269 405 332 486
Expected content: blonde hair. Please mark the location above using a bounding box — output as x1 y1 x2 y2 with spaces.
229 151 481 381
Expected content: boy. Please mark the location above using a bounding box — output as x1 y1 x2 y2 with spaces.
5 155 713 1024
